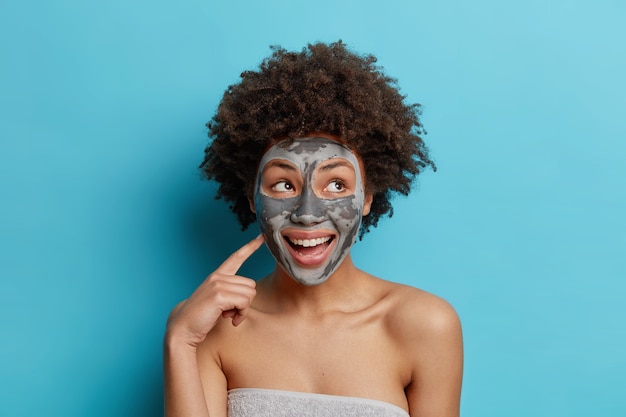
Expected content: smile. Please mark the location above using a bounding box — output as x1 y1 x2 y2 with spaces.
282 233 336 263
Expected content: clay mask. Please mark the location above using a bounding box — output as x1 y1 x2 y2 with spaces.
254 137 365 285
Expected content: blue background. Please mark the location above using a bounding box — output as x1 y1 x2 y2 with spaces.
1 0 624 416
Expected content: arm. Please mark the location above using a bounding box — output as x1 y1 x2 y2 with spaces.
164 328 210 417
405 298 463 417
163 235 264 417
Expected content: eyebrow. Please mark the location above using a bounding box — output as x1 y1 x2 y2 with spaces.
318 160 355 172
264 160 298 171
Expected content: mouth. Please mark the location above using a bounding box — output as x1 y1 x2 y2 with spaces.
282 234 335 265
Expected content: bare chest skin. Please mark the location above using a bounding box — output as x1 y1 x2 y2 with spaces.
199 273 415 412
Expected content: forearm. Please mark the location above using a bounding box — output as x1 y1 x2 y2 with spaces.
163 334 210 417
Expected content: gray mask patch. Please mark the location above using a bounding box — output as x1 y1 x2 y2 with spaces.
254 137 365 285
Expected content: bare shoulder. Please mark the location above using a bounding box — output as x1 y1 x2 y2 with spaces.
375 278 462 349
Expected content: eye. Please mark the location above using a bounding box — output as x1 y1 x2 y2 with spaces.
272 181 295 193
325 180 346 193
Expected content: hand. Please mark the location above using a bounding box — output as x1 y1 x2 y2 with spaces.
165 234 265 348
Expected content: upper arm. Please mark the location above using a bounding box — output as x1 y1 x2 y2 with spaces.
196 331 229 417
404 297 463 417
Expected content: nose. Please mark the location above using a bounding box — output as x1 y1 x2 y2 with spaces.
290 190 326 225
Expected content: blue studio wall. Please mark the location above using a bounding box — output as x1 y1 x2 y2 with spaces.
1 0 625 416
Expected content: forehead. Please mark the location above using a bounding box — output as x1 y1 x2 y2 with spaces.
258 137 359 171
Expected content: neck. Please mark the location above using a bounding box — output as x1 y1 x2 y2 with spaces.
260 254 370 315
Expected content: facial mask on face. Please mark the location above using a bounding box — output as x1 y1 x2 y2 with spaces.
254 137 366 285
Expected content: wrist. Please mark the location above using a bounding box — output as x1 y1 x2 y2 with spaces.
163 328 199 353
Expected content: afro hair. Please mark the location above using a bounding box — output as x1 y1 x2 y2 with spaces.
201 41 435 237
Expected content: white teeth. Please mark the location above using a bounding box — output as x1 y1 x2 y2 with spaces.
289 236 331 247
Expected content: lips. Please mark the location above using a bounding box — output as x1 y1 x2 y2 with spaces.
282 232 335 266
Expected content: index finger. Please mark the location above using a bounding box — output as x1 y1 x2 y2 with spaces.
216 234 265 276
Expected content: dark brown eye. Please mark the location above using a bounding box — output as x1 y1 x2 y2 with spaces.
272 181 295 192
326 180 346 193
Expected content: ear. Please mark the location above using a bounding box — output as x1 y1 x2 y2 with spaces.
362 193 373 216
248 195 256 214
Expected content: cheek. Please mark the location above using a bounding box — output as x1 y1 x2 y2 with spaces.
325 197 362 231
255 195 296 227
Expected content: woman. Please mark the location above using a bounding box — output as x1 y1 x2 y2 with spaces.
164 41 463 417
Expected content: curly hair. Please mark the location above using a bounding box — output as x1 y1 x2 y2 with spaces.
200 41 435 237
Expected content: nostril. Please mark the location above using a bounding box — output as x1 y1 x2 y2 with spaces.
290 212 324 225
